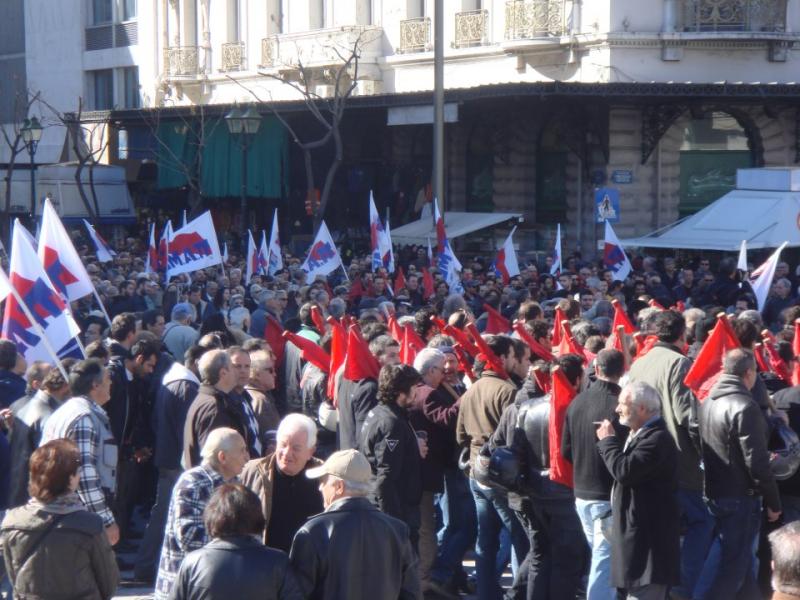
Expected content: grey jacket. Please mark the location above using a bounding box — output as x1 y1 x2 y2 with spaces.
699 373 781 511
628 342 702 491
1 495 119 599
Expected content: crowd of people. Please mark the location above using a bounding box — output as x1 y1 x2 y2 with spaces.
3 227 800 599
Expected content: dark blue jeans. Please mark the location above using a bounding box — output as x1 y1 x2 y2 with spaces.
674 488 715 598
431 468 477 585
701 495 762 600
470 478 529 600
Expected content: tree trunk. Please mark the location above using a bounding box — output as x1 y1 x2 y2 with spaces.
315 125 343 235
88 162 101 222
74 161 97 225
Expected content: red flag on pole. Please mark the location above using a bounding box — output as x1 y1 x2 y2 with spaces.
761 329 792 385
512 322 555 362
611 299 637 335
556 320 586 363
465 323 509 380
684 314 741 401
422 268 435 299
754 343 771 374
282 331 331 373
326 317 347 405
552 307 566 347
483 303 511 335
310 306 327 334
263 315 286 367
549 366 576 488
343 326 381 381
394 267 406 292
400 326 424 366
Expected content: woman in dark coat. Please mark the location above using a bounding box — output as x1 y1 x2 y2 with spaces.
1 439 119 600
169 483 302 600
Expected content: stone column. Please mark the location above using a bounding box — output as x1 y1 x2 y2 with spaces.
662 0 678 32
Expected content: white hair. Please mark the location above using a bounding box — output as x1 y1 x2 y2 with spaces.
276 413 317 449
328 474 374 497
622 381 661 414
200 427 243 465
413 347 446 375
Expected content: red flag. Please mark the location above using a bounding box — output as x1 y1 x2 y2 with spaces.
453 344 477 383
431 316 480 358
483 303 511 335
512 322 555 362
793 320 800 386
422 268 435 299
400 326 424 366
611 299 637 335
761 330 792 385
532 366 551 394
551 307 566 347
327 317 347 405
283 331 331 373
684 315 741 401
556 320 586 363
465 322 509 379
633 333 659 360
310 306 327 334
549 366 576 488
649 299 666 311
394 267 406 292
674 300 686 313
387 313 404 344
263 315 286 367
343 326 381 381
754 343 771 374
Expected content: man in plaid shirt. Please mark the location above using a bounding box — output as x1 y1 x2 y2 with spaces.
154 427 249 600
41 359 120 545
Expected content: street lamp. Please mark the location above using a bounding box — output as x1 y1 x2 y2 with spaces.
225 104 262 236
20 116 43 219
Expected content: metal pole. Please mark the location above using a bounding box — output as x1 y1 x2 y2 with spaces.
240 136 248 236
28 146 36 222
433 0 444 227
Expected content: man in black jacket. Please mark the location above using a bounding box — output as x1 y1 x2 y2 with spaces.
562 349 627 600
490 353 587 600
290 448 421 600
134 344 206 583
359 363 424 549
597 381 680 599
698 349 782 599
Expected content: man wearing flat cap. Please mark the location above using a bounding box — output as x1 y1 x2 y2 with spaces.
289 449 421 600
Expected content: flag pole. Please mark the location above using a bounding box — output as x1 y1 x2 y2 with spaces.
91 287 113 328
0 268 68 380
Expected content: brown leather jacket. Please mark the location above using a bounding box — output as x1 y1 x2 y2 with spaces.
240 453 323 544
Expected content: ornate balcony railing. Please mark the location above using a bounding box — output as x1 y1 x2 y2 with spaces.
260 36 277 68
504 0 566 40
166 46 200 77
455 9 489 47
221 41 245 71
399 17 431 53
683 0 787 32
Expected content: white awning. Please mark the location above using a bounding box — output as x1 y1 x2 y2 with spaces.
622 189 800 251
391 211 522 245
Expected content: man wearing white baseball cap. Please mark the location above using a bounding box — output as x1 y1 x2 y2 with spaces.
289 449 422 600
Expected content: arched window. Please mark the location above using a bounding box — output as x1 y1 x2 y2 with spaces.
678 111 753 216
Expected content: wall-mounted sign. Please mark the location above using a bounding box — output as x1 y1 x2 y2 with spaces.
611 170 633 184
595 188 620 223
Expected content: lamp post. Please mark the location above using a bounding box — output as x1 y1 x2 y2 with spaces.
225 104 262 236
21 116 43 220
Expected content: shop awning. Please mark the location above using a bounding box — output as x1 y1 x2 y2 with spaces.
391 211 522 245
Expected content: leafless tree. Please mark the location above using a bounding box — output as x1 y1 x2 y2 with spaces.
231 30 372 233
138 103 223 219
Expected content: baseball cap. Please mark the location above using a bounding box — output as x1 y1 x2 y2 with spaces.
305 449 372 483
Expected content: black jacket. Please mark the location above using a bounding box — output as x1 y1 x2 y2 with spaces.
359 402 422 522
699 373 781 511
562 379 627 501
0 370 25 409
170 536 302 600
773 385 800 496
598 417 680 589
289 496 421 600
7 391 61 507
337 376 378 451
